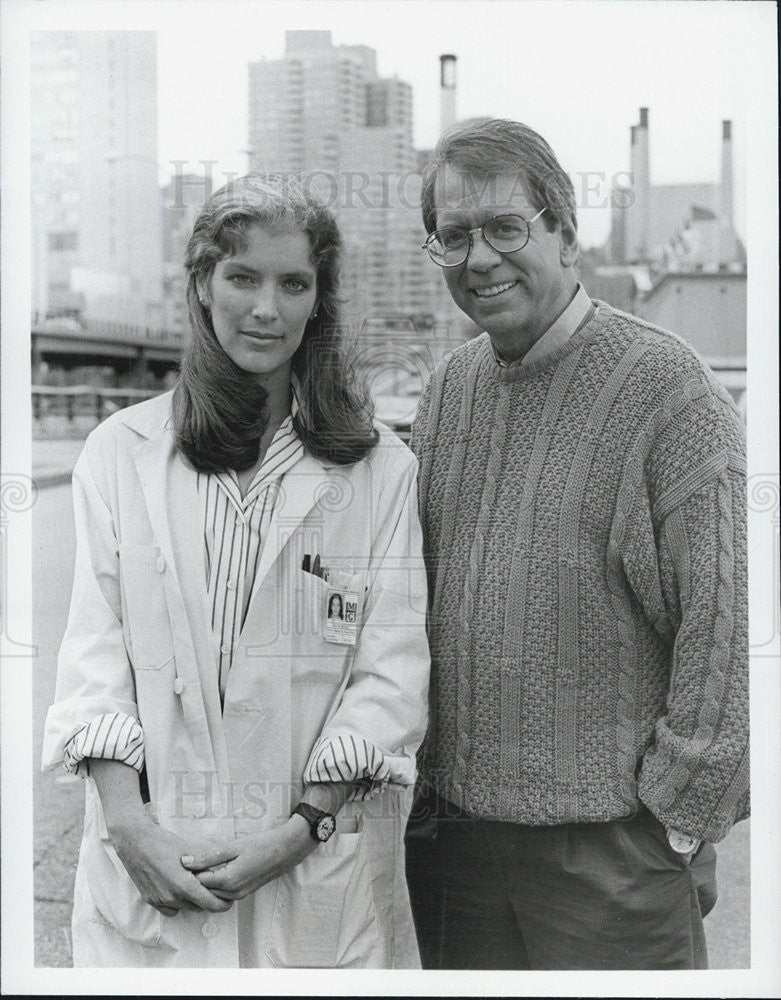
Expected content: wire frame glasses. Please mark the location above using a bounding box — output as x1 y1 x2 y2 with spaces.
422 208 548 267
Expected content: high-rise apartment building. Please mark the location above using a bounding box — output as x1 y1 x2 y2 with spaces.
31 31 163 330
161 172 214 337
248 31 447 328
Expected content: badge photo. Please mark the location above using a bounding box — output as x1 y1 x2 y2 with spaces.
324 589 360 645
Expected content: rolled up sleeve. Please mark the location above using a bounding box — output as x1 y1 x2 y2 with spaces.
42 439 140 771
303 733 415 801
63 711 145 776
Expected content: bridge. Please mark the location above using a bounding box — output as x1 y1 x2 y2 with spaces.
31 318 185 378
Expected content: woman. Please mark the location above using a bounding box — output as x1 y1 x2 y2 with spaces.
42 175 430 968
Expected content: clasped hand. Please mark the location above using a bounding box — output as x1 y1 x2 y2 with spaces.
180 821 315 901
112 817 311 917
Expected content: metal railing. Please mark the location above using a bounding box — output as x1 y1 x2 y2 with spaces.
32 385 163 423
32 384 416 441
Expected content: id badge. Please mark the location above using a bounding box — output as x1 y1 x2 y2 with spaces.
324 588 361 645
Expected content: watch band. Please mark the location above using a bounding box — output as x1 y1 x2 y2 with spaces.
292 802 336 843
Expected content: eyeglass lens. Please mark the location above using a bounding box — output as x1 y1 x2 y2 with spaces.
427 214 531 264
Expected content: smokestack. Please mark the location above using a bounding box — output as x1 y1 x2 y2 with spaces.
720 120 734 226
440 54 457 132
628 108 650 261
718 119 734 266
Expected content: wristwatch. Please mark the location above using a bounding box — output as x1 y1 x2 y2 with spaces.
292 802 336 843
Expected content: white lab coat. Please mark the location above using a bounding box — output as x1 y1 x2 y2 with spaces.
42 392 430 968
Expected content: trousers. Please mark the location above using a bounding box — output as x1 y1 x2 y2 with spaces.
404 788 718 970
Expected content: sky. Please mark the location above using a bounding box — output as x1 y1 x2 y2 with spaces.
10 0 772 247
154 0 758 247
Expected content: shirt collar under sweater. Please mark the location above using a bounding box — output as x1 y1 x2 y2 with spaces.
491 282 593 369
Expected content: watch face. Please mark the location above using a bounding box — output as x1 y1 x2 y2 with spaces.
315 814 336 842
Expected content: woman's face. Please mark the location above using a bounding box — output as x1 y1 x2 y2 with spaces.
203 223 318 381
329 595 342 616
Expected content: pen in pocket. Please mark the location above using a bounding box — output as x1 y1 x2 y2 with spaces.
301 553 330 582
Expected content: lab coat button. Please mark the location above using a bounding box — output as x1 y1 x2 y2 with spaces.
155 555 165 573
201 920 219 939
226 579 236 591
173 677 184 695
220 645 231 655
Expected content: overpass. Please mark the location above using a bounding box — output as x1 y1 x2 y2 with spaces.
31 318 185 379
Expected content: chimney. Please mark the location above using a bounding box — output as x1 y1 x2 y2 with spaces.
628 109 650 262
718 120 734 265
439 54 457 133
720 120 734 226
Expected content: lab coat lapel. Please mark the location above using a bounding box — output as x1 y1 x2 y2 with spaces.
131 426 179 581
131 426 229 782
250 451 330 599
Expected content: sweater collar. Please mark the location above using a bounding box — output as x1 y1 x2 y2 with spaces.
491 283 593 369
489 298 612 384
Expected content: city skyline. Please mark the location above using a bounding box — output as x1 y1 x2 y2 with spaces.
155 0 755 249
8 0 762 249
22 16 756 364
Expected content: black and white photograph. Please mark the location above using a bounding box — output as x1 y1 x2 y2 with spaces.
0 0 778 995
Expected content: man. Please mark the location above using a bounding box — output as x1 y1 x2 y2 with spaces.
405 118 748 971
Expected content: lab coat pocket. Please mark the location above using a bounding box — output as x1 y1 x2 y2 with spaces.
81 788 164 948
119 544 175 671
293 569 329 642
265 817 381 968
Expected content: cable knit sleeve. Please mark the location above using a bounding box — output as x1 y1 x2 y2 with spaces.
627 376 748 843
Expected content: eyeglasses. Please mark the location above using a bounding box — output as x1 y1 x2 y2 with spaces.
422 208 548 267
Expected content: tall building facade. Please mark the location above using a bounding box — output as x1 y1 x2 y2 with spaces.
161 172 214 338
248 31 449 330
31 31 163 330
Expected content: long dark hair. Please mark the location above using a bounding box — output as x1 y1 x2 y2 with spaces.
172 174 378 472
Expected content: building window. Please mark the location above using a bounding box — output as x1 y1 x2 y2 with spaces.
48 231 79 252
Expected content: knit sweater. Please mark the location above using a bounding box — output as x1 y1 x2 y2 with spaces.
411 301 748 843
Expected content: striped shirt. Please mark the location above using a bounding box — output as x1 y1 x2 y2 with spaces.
199 414 303 701
63 710 144 776
63 403 394 798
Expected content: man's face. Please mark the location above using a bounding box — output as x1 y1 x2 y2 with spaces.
433 166 578 362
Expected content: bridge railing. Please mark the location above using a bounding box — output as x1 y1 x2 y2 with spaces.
32 384 416 442
32 317 186 346
32 385 163 424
